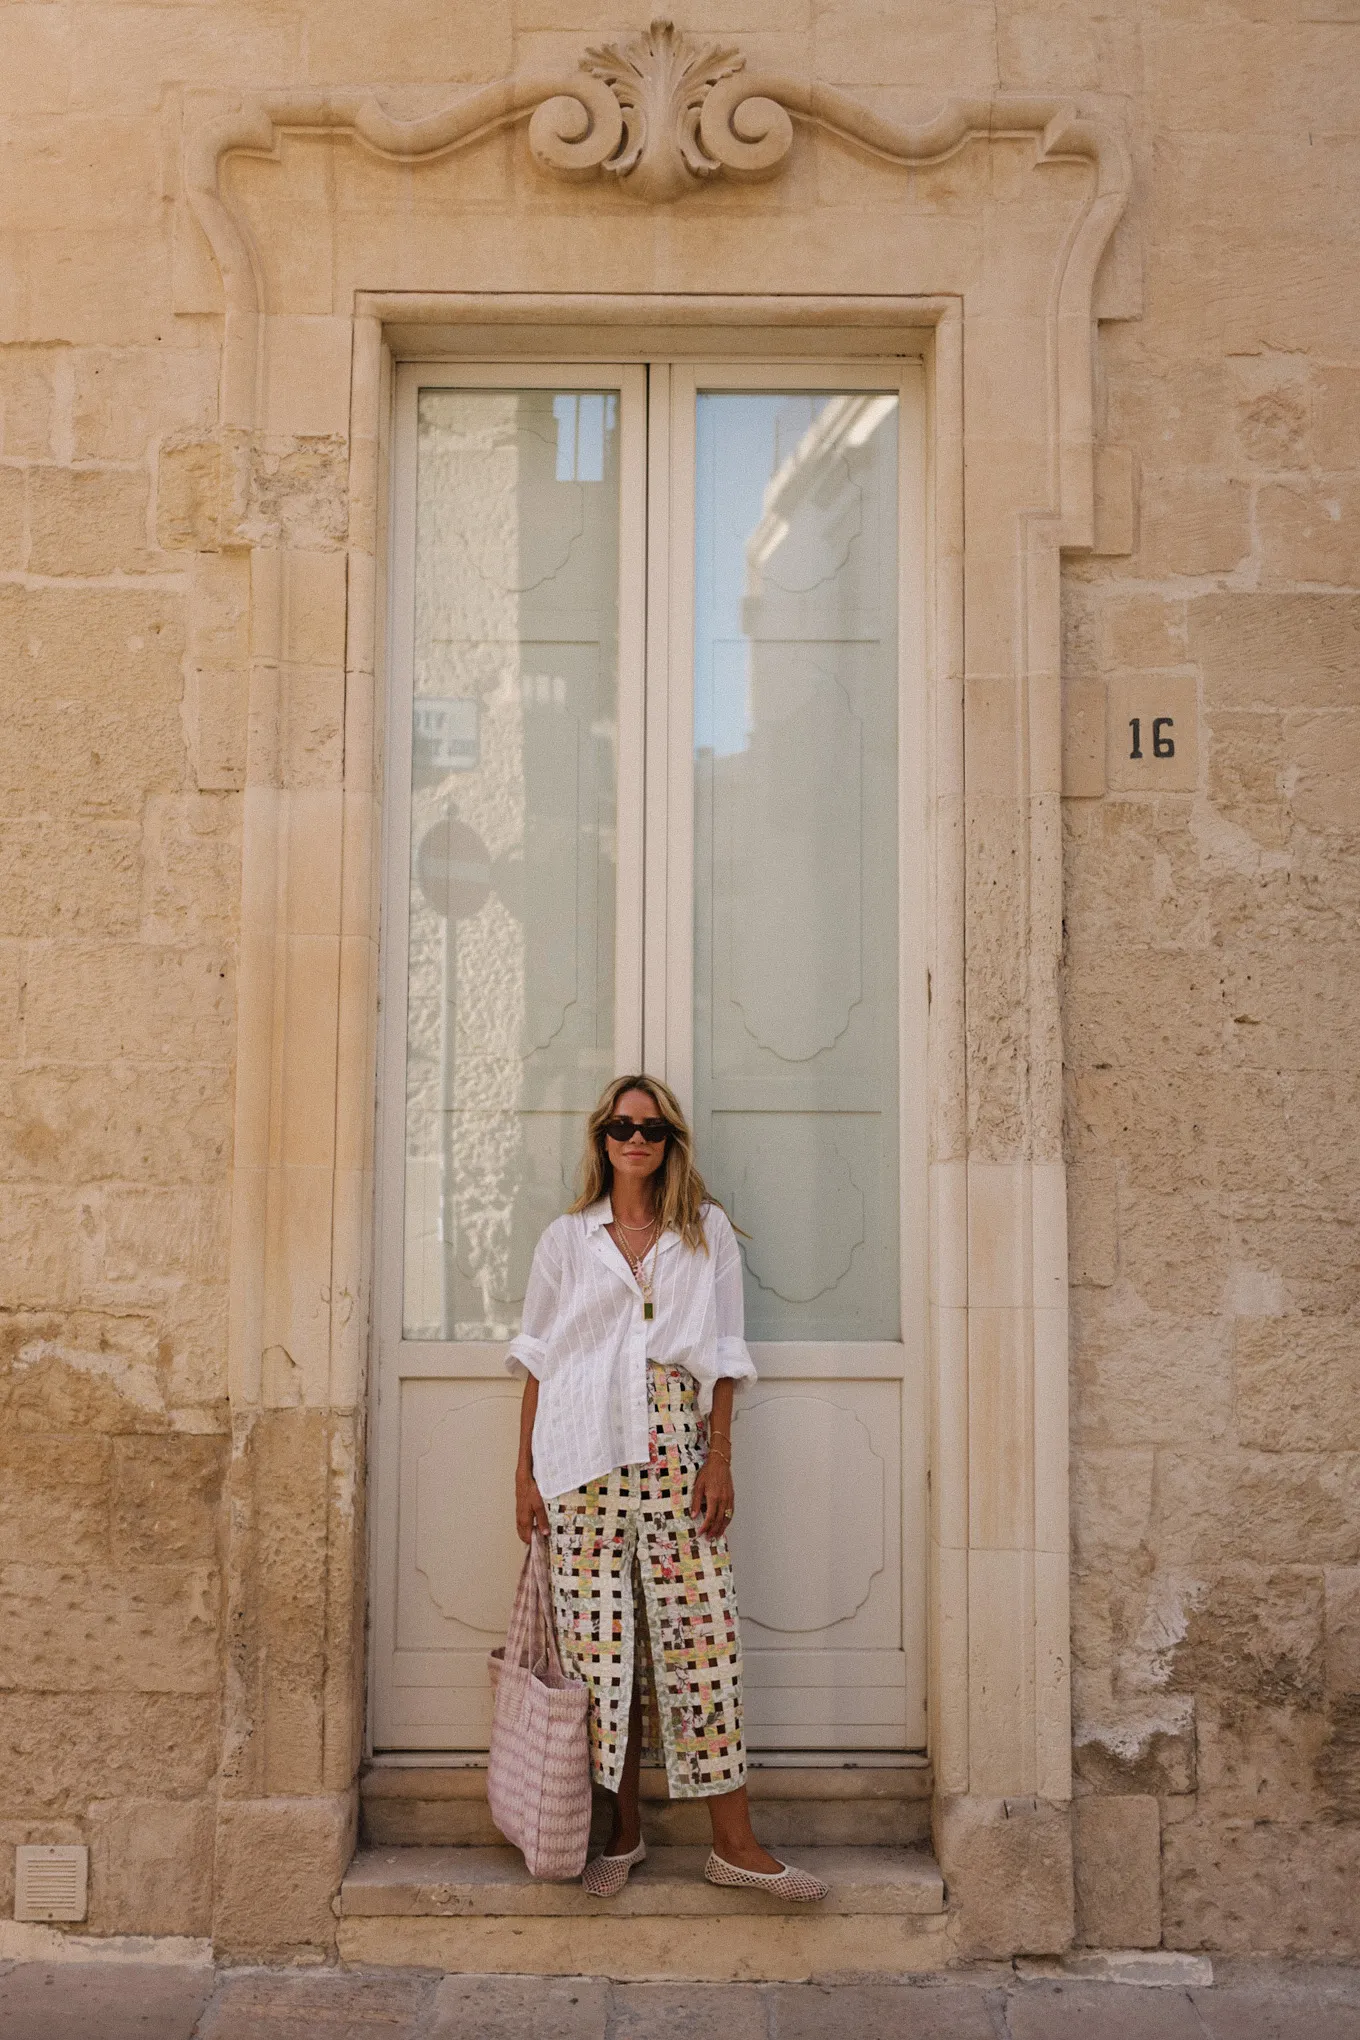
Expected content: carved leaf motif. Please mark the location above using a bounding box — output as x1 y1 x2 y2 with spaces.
583 19 743 200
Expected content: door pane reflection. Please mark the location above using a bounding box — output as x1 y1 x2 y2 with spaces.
692 391 900 1340
404 388 620 1340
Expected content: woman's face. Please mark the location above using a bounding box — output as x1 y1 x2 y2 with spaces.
604 1086 669 1190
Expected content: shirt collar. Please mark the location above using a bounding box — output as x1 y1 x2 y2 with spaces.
583 1195 682 1254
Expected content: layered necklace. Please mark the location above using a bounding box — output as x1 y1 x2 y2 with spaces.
612 1206 661 1321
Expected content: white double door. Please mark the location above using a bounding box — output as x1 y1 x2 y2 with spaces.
371 359 927 1756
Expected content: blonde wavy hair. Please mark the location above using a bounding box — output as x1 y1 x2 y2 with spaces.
570 1073 713 1253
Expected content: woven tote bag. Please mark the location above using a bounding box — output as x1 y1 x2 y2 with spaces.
487 1530 592 1880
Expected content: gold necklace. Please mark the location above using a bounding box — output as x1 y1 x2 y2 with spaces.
612 1209 660 1320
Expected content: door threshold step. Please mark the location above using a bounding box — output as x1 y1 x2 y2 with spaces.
337 1845 949 1980
360 1764 933 1849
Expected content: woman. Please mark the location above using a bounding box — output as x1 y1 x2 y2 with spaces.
507 1073 828 1902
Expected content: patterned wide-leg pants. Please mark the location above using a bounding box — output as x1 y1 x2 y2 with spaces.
546 1363 746 1800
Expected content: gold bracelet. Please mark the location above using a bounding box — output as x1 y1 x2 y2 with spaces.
707 1438 732 1461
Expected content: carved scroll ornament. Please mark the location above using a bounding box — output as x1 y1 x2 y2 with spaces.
528 18 794 199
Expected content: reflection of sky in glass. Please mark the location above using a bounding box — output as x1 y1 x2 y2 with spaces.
694 393 895 757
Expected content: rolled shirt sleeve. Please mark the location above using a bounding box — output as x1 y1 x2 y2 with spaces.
505 1224 563 1381
710 1209 757 1391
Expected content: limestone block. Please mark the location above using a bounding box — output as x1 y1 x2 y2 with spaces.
283 549 348 670
88 1796 214 1936
0 9 71 115
1166 1565 1326 1705
68 8 301 114
23 941 233 1064
112 1436 226 1566
1173 1454 1354 1591
1138 475 1250 579
1283 709 1360 833
1071 1448 1153 1568
102 1186 229 1293
0 465 24 569
1259 480 1360 589
0 1431 111 1566
0 815 141 938
1195 1697 1328 1823
0 1307 166 1432
1162 1814 1360 1957
1229 352 1311 470
0 348 55 456
0 583 186 817
1325 1570 1360 1696
1091 447 1135 558
1061 679 1105 797
27 465 153 576
0 1062 230 1189
188 553 250 793
1207 707 1286 845
300 0 510 83
157 437 222 551
1100 596 1188 675
1236 1316 1360 1452
1066 1157 1118 1287
1190 594 1360 711
1317 1696 1360 1822
0 1690 218 1815
243 440 348 550
1313 366 1360 470
212 1793 354 1959
935 1795 1074 1958
1072 1706 1197 1799
1072 1795 1160 1949
263 320 353 441
73 350 216 462
0 1186 104 1309
140 795 242 942
1112 1185 1229 1319
0 1560 219 1695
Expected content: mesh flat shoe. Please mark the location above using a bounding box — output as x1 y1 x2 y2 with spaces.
704 1850 829 1901
581 1837 646 1897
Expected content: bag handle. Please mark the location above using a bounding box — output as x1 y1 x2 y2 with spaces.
503 1531 562 1678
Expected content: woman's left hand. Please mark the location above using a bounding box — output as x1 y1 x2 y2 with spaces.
690 1452 735 1539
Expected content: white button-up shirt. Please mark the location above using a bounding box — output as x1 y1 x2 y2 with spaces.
505 1198 757 1500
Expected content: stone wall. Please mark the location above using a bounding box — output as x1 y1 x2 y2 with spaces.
1063 25 1360 1946
0 0 1356 1960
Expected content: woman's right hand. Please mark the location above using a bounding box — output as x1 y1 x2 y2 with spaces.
515 1467 550 1544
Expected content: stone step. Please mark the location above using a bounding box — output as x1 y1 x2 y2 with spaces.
338 1844 949 1981
360 1763 933 1850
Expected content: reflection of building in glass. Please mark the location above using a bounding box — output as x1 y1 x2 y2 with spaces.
405 391 620 1341
694 392 901 1342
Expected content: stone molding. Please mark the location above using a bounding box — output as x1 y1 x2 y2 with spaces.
185 61 1127 546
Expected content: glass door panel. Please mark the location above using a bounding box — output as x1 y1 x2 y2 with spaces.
691 390 901 1341
403 386 623 1341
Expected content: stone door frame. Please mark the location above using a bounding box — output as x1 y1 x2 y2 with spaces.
185 58 1129 1956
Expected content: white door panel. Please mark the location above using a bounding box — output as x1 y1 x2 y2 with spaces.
372 359 926 1757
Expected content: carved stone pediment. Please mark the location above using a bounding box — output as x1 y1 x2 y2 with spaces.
527 16 794 200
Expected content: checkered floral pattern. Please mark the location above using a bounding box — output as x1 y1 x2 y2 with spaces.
546 1364 746 1800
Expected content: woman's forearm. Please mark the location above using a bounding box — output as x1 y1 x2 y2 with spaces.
517 1375 540 1477
709 1378 734 1450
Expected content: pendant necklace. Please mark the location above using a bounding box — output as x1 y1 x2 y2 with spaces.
613 1208 660 1321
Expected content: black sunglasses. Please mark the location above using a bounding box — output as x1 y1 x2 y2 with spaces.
602 1116 670 1144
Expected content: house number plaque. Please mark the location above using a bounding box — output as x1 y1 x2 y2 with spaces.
1106 675 1198 792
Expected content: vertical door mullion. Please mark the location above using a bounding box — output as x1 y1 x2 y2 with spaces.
664 367 698 1114
614 366 649 1072
642 363 672 1077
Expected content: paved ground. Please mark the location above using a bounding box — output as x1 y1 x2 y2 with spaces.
1 1960 1359 2039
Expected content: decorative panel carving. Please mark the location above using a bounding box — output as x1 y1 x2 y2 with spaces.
410 1391 523 1636
731 1394 885 1633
